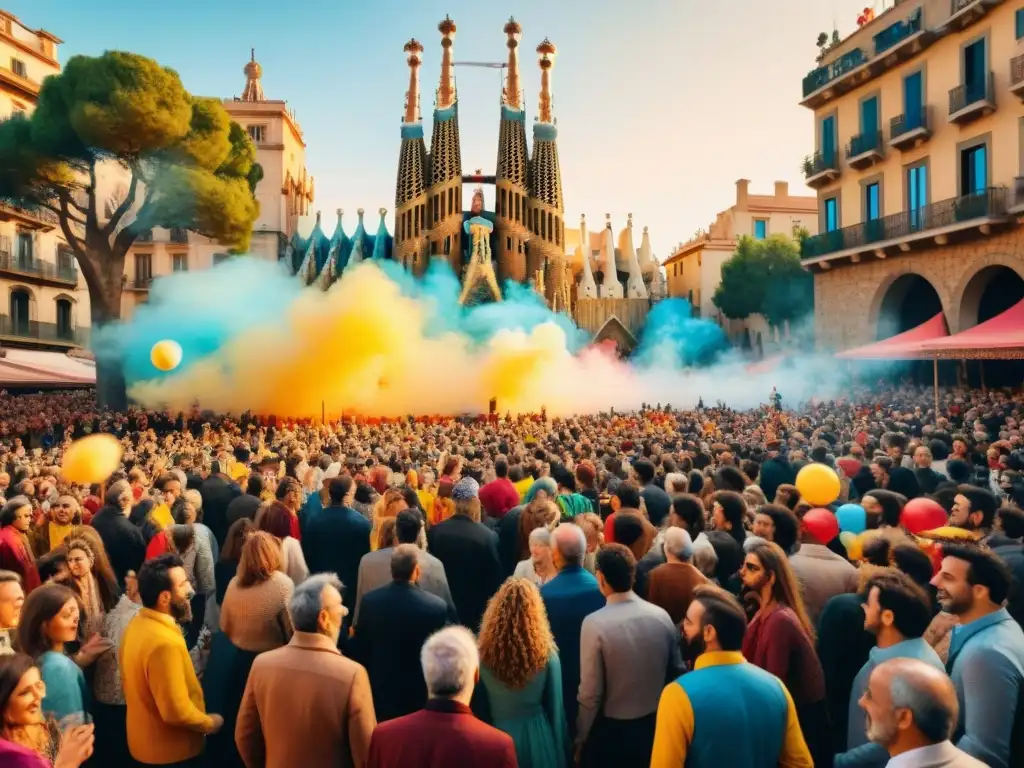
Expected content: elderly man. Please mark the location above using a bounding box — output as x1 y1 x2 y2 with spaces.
236 573 377 768
646 528 707 626
541 523 606 740
366 626 516 768
859 658 985 767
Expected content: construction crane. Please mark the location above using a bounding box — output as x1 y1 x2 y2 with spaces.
454 62 507 68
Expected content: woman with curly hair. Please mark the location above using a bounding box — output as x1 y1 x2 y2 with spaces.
476 578 568 768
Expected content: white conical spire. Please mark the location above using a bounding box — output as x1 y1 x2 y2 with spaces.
623 214 648 299
637 224 656 274
576 214 597 299
600 213 623 299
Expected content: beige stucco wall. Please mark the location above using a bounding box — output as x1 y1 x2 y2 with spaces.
810 0 1023 229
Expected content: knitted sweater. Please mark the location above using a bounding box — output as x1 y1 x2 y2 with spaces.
219 570 294 652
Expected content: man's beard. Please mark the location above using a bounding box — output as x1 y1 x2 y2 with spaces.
171 595 193 626
865 712 898 747
682 633 705 667
937 589 972 616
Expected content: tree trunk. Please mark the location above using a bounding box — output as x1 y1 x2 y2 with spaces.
86 255 128 412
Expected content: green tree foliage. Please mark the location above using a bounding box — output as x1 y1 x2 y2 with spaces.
0 52 260 326
712 234 814 328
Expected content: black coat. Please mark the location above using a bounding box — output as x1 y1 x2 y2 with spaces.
496 505 524 578
224 493 262 529
301 506 371 612
91 505 146 587
200 475 242 548
351 581 449 722
427 514 502 632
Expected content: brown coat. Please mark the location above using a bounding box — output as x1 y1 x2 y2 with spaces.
645 561 708 626
235 631 376 768
789 543 859 627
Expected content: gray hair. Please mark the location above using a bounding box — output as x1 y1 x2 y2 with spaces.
421 626 479 698
552 523 586 565
890 673 957 743
391 543 419 581
663 527 693 562
528 527 552 549
743 535 770 553
692 542 719 579
664 472 688 494
289 573 344 633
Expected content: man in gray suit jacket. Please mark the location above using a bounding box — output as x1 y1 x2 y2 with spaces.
352 509 454 627
859 657 985 767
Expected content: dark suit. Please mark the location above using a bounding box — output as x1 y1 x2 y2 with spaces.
91 505 146 587
541 564 605 740
224 493 262 529
302 505 371 615
351 581 449 721
640 484 672 527
366 699 517 768
496 505 524 578
427 514 502 632
200 475 242 548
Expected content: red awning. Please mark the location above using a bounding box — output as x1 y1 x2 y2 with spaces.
835 313 948 360
918 298 1024 360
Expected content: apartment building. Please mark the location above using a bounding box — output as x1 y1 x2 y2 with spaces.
799 0 1024 349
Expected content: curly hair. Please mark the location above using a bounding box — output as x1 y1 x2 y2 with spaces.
478 578 555 690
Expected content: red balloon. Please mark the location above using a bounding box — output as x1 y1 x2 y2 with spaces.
837 458 862 479
900 498 948 535
803 508 840 545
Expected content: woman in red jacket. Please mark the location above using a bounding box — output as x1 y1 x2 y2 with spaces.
740 540 830 767
0 498 41 595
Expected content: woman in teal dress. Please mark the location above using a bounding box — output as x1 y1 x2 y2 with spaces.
476 578 568 768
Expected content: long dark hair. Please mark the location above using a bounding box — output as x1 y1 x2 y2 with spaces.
0 653 35 715
747 541 815 639
16 583 83 659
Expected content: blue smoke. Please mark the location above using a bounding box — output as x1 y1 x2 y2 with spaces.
96 257 587 387
633 298 728 368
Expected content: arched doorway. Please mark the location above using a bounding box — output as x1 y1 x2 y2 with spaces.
876 274 943 340
55 297 74 340
9 288 31 334
957 265 1024 387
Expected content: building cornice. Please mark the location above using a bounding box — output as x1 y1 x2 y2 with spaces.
0 29 59 68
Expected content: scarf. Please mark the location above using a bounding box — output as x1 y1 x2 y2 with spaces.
48 521 74 552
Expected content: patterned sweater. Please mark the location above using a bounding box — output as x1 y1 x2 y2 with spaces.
219 570 294 652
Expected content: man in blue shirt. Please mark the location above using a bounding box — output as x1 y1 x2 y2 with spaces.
931 544 1024 768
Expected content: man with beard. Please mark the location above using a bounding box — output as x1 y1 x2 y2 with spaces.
857 658 985 767
120 553 223 767
948 488 998 542
930 545 1024 768
651 584 812 767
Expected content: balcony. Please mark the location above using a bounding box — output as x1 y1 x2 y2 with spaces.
947 0 1003 31
134 229 153 243
0 316 89 347
1011 177 1024 215
0 65 40 100
0 202 60 232
889 108 932 151
948 73 995 124
846 130 884 170
0 252 79 286
168 227 189 244
802 151 841 189
128 277 153 291
801 186 1011 265
1011 54 1024 101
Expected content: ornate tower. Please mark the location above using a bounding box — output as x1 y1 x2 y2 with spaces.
493 17 531 285
393 40 430 275
526 39 566 307
426 16 463 274
241 49 265 102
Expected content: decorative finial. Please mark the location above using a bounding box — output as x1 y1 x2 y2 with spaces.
437 16 457 109
536 39 557 123
627 213 633 226
605 213 611 229
502 17 523 110
581 213 586 223
315 210 322 223
379 207 387 218
403 38 425 123
241 49 265 102
357 207 365 218
337 208 343 217
643 225 648 234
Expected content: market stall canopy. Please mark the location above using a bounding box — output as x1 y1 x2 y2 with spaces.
0 349 96 387
835 313 948 360
918 298 1024 360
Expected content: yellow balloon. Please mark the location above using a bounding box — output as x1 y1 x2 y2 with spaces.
61 434 124 485
151 340 183 372
795 463 841 507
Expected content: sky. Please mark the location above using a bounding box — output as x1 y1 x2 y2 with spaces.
15 0 881 260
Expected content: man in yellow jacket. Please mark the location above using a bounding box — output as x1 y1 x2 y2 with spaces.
120 554 223 766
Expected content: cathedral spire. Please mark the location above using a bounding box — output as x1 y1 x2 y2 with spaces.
536 39 557 123
241 48 265 102
403 39 424 123
437 15 457 110
502 17 522 110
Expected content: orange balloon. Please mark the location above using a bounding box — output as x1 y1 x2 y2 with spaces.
61 434 124 484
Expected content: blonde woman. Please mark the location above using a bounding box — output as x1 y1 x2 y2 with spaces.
477 579 568 768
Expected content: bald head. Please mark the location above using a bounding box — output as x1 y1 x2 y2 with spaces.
864 657 959 750
552 523 586 568
663 527 694 563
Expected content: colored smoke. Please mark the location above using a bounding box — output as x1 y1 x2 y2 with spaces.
94 257 845 417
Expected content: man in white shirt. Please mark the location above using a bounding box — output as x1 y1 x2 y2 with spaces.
860 657 985 767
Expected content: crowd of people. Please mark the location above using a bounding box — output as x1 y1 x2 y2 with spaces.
0 383 1023 767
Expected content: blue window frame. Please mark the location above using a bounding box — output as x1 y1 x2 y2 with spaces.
865 183 881 221
960 144 987 195
824 197 839 232
860 96 879 134
963 38 986 99
903 71 924 130
1016 9 1024 40
908 164 928 229
820 115 836 161
754 219 767 239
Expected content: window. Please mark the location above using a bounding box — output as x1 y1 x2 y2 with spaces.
860 95 879 134
246 125 266 143
213 253 231 266
172 254 188 272
135 253 153 281
1018 9 1024 40
963 37 986 99
960 144 987 195
10 58 26 78
903 71 924 130
506 236 512 251
753 219 768 239
820 115 836 161
865 183 881 220
9 289 30 333
56 299 73 339
824 197 839 232
907 164 928 229
16 232 32 266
